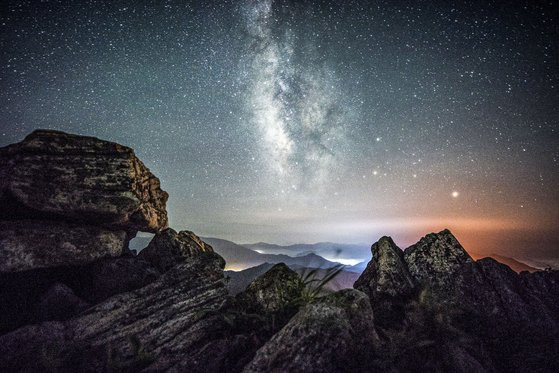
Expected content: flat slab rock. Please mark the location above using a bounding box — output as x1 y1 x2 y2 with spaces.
0 129 168 233
0 220 127 272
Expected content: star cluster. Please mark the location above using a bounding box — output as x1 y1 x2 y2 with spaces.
0 0 557 263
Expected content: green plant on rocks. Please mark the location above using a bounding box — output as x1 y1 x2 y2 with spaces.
295 264 345 306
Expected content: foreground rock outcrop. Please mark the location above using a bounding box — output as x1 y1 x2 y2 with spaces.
0 130 169 332
0 131 298 372
244 289 379 373
354 236 414 300
1 130 559 372
355 229 559 372
0 229 228 371
0 130 168 272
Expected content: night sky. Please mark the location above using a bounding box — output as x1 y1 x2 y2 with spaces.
1 1 558 264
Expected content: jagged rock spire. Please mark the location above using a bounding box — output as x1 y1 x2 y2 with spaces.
355 230 476 300
403 229 473 292
354 236 416 299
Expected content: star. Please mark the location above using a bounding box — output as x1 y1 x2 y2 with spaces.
0 0 556 261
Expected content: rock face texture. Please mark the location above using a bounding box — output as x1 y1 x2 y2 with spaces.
33 282 89 321
403 229 473 293
81 255 160 303
0 230 229 371
235 263 302 315
0 254 161 333
244 289 378 372
520 269 559 316
354 236 415 299
0 129 168 233
0 130 168 272
0 220 128 272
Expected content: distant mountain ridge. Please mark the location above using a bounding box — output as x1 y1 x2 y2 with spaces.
469 252 539 273
133 236 361 271
243 241 371 264
225 262 360 295
133 235 541 274
202 237 340 271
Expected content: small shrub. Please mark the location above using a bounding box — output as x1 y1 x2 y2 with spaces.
295 264 345 305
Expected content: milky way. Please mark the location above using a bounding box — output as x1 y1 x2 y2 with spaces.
0 0 557 264
243 0 348 190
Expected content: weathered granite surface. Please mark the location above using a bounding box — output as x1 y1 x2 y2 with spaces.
0 129 168 233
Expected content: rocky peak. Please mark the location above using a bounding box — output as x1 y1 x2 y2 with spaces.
139 228 223 272
354 236 416 299
403 229 473 291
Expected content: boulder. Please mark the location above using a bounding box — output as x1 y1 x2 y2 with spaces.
0 220 127 272
0 129 168 233
354 236 415 299
139 229 222 272
235 263 302 315
0 130 169 274
243 289 378 372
